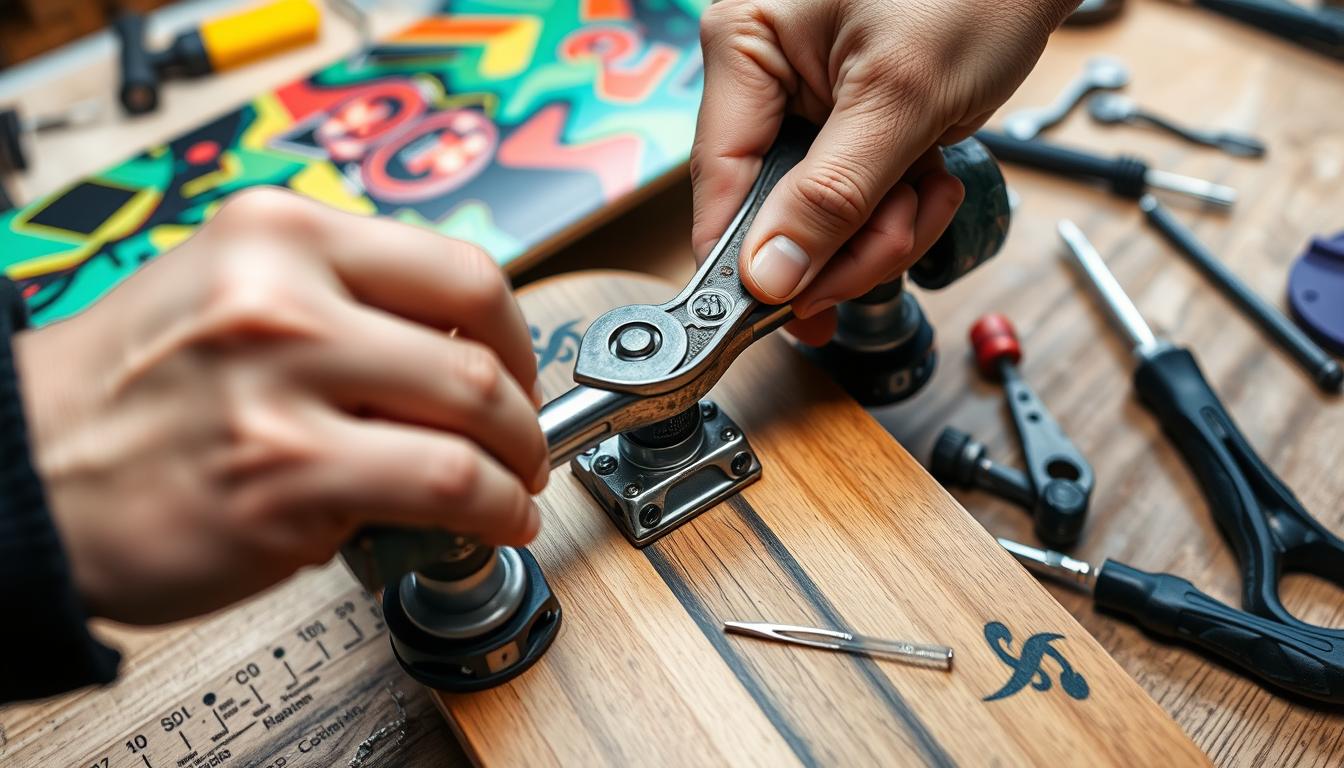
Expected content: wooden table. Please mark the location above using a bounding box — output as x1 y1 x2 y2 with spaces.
2 1 1342 766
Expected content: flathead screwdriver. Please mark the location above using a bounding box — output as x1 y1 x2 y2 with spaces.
998 538 1344 704
1058 219 1344 702
975 130 1237 209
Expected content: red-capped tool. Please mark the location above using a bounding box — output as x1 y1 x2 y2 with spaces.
931 314 1095 547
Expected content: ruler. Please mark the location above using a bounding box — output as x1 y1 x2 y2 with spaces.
71 588 411 768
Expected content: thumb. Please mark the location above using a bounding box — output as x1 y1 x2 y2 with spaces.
740 98 936 303
689 4 793 262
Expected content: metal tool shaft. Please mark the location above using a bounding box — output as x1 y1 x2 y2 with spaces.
1057 220 1163 357
997 538 1098 593
723 621 953 670
1140 195 1342 393
1142 169 1238 209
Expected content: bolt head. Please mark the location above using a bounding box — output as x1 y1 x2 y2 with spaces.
613 324 658 359
594 454 617 475
639 504 662 527
691 291 730 321
731 451 753 477
700 401 718 420
623 482 642 498
719 426 739 442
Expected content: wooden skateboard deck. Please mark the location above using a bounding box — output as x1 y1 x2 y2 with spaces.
431 270 1211 766
0 0 706 325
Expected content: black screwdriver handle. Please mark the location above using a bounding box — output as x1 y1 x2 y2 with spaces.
1195 0 1344 61
975 130 1149 198
1095 560 1344 704
1133 347 1344 627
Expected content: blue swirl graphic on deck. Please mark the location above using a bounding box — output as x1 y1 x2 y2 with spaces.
532 320 583 373
982 621 1089 702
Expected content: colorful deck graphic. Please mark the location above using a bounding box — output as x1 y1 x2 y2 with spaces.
0 0 707 325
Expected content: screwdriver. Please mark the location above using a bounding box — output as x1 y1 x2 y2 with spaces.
1140 195 1342 393
975 130 1237 210
998 538 1344 704
1057 219 1344 703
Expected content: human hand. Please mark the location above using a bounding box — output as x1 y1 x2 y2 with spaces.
14 189 548 625
691 0 1074 344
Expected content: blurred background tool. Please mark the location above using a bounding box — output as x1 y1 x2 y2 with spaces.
1288 232 1344 355
976 130 1238 209
1067 0 1128 25
1058 219 1344 704
931 314 1095 548
115 0 321 115
723 621 954 670
1140 196 1341 392
0 98 101 173
998 538 1344 704
1180 0 1344 61
1001 56 1129 140
1088 93 1266 158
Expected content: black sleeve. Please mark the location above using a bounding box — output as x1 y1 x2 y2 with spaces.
0 279 120 703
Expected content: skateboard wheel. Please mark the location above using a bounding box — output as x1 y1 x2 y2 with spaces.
383 547 561 693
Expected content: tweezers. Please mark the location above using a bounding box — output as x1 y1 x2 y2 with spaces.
723 621 953 670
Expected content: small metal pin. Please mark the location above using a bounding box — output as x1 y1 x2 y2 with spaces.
723 621 953 670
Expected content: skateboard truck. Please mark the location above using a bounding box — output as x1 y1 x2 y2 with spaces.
571 399 761 546
930 314 1095 547
341 117 1011 691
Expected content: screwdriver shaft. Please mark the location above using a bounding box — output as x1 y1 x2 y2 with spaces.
1056 220 1162 357
998 538 1098 592
1143 168 1238 209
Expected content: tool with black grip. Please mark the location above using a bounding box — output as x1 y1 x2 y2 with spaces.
932 314 1094 547
975 129 1237 210
1185 0 1344 61
341 118 1011 693
1056 219 1344 705
116 0 320 115
999 538 1344 704
1140 195 1342 393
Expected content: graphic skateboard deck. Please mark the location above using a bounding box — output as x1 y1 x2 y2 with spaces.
0 0 707 326
430 269 1211 766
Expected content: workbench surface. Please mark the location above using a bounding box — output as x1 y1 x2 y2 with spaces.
2 2 1342 766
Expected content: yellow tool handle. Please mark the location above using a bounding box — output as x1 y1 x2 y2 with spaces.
200 0 321 72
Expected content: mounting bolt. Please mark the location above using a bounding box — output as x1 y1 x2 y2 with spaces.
720 426 739 442
731 451 753 477
623 483 642 498
639 504 662 527
614 325 657 359
700 401 718 420
692 292 729 321
594 455 618 475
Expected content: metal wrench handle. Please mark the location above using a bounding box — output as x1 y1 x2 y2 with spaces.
572 118 814 396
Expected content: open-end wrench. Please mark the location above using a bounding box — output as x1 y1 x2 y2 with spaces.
1088 93 1266 158
1002 56 1130 141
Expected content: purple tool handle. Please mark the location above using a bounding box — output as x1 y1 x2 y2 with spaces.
1289 232 1344 355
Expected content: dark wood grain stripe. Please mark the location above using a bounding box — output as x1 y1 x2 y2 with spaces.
727 497 958 768
643 545 820 768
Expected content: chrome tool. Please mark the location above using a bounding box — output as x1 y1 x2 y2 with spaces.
724 621 954 670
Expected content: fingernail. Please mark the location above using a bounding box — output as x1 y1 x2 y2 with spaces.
531 461 550 494
750 235 810 300
798 297 838 319
532 380 545 409
521 501 542 542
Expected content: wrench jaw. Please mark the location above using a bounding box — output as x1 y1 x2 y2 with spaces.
1002 56 1130 140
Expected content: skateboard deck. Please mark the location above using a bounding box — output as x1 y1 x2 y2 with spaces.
430 269 1211 766
0 0 707 326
